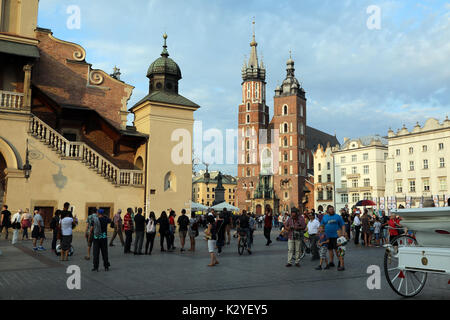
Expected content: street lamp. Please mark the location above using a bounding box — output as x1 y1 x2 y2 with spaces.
23 139 32 179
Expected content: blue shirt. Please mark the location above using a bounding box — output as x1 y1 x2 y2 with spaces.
320 214 344 238
318 232 328 248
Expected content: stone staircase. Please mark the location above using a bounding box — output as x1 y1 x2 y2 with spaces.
28 115 144 187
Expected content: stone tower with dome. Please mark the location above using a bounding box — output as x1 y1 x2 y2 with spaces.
131 34 200 216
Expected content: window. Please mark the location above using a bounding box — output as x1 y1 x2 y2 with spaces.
284 152 288 162
352 179 358 188
341 156 346 163
283 105 288 115
247 168 251 177
283 123 288 133
246 102 250 112
363 153 368 161
341 194 348 203
327 174 331 182
396 149 400 156
318 190 323 201
423 179 430 192
318 163 321 171
409 161 415 171
439 158 445 168
363 165 369 174
409 180 416 192
384 153 388 160
422 145 427 152
327 190 333 200
396 163 401 172
439 143 444 150
439 177 447 191
327 162 331 170
364 178 370 187
246 114 250 124
318 175 322 183
284 166 288 175
341 168 346 176
283 137 288 147
423 159 429 169
352 155 357 162
352 166 357 174
352 193 360 203
164 171 176 191
396 181 403 193
409 147 414 155
363 192 371 200
341 180 347 188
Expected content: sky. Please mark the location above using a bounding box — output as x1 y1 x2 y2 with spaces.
37 0 450 175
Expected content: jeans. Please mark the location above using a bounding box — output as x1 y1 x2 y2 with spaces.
124 230 133 253
240 228 252 249
309 234 319 259
354 226 361 245
52 229 58 250
288 239 301 264
110 226 124 246
145 232 156 254
264 227 271 244
93 238 109 269
0 226 9 239
134 231 144 254
22 227 29 239
160 232 170 250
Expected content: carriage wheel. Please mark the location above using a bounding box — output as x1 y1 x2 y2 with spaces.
238 238 245 255
384 235 427 297
299 239 307 260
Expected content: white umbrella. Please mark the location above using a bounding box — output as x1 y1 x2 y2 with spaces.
210 202 240 212
190 200 209 211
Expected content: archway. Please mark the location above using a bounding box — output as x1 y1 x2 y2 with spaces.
135 156 144 170
256 204 262 215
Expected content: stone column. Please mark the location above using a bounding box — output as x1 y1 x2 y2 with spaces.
23 64 33 109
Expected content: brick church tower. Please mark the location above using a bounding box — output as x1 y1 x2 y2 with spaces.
236 22 269 211
271 55 307 212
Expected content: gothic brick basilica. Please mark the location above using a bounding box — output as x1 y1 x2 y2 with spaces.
236 26 339 215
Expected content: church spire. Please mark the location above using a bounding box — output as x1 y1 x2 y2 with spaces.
248 18 258 69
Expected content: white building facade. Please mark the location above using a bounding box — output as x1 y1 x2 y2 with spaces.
385 117 450 208
333 136 388 211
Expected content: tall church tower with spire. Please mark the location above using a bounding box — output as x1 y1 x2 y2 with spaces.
237 21 269 210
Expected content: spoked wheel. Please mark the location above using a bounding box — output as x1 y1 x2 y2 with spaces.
384 235 427 297
238 238 246 255
299 240 307 260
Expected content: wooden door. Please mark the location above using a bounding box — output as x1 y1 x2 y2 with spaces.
35 207 54 229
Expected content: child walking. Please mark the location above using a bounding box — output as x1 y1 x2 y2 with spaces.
316 225 329 270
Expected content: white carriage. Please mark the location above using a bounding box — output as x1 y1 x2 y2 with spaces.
384 207 450 297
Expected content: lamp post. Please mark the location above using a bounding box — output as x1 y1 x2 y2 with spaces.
23 139 32 179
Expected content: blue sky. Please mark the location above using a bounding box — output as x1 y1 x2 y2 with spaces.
38 0 450 175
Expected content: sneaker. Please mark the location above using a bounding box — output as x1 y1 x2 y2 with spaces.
324 265 330 270
315 266 322 270
328 262 335 267
286 263 292 267
38 246 46 251
338 266 345 271
33 247 38 252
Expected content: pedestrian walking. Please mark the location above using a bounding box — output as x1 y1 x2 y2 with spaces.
145 211 156 255
90 209 111 271
285 208 306 267
133 208 145 255
353 211 361 245
50 210 61 253
157 211 170 252
177 209 189 252
315 225 329 270
320 205 347 271
84 209 96 260
168 210 176 251
188 212 198 252
11 209 22 245
223 208 232 245
0 205 11 239
206 213 219 267
263 205 273 246
215 211 226 255
60 210 76 261
109 209 125 247
361 209 371 247
31 209 46 251
21 208 32 240
380 211 389 245
307 212 320 261
123 208 134 254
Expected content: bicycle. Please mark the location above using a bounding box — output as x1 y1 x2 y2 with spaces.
237 229 248 255
300 232 311 260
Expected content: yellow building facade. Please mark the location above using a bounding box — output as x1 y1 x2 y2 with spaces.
192 171 237 207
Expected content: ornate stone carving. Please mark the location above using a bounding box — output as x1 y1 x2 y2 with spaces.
89 70 104 85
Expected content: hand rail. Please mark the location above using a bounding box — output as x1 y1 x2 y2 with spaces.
29 116 144 186
0 90 24 109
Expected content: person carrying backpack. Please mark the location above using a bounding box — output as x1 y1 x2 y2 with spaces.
188 212 198 252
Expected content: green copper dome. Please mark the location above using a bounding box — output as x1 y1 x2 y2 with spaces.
146 34 182 79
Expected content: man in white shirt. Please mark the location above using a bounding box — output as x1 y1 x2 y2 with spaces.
307 213 321 260
60 211 75 261
353 211 361 245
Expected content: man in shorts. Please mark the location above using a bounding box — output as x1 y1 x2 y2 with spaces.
320 205 347 271
177 209 190 252
32 209 46 251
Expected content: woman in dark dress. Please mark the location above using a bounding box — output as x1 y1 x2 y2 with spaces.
156 211 171 252
216 212 226 255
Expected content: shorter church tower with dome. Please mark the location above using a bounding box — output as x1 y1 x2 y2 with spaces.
131 34 200 216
